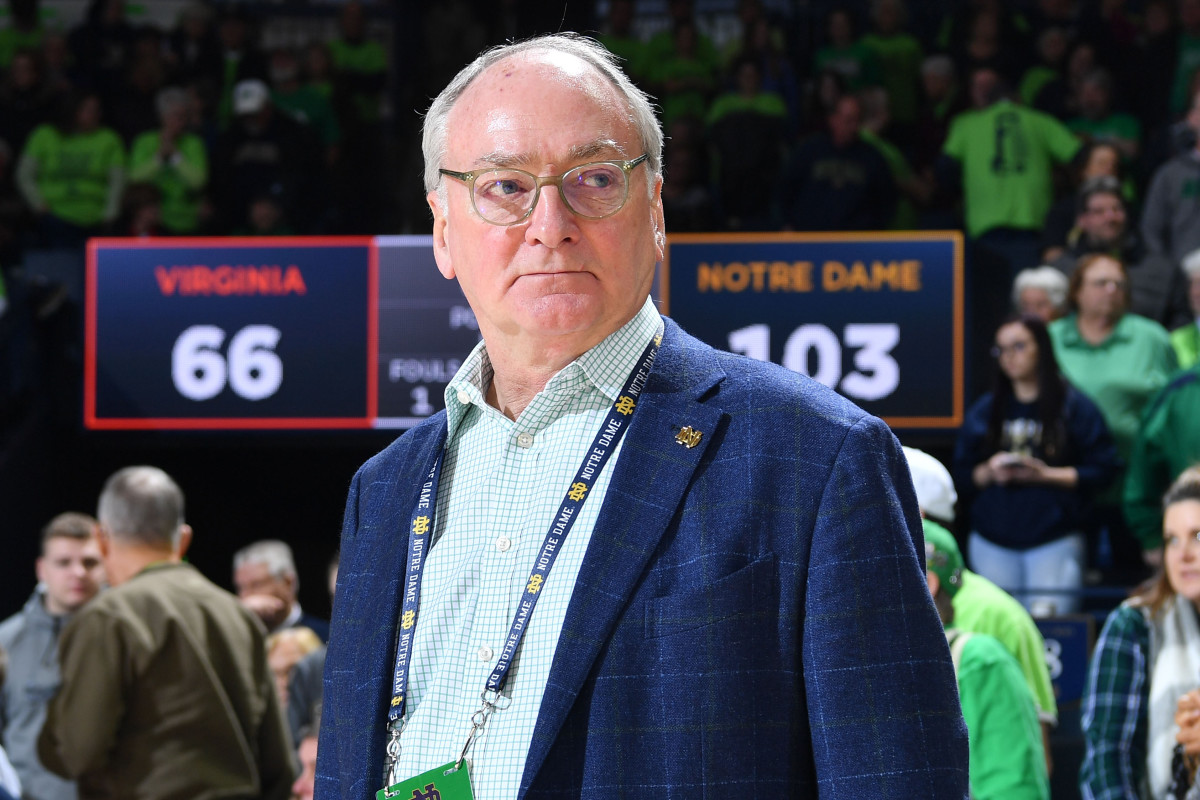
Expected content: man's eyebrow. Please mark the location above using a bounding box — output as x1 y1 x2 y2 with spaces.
477 140 627 169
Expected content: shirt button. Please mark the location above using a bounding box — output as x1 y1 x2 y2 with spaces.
516 432 534 448
495 536 511 552
478 646 494 662
456 389 471 405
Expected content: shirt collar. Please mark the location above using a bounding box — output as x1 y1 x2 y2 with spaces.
443 297 662 439
1058 312 1134 348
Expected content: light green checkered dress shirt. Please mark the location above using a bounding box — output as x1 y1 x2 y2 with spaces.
386 297 662 800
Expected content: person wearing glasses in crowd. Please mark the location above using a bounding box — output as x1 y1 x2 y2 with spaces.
954 315 1120 615
1048 254 1177 572
316 33 967 800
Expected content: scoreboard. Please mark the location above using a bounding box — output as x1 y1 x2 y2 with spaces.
663 232 964 428
86 233 962 431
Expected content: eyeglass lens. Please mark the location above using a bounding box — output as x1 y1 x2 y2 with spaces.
472 163 628 224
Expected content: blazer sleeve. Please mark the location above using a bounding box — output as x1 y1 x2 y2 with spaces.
803 414 970 797
314 468 361 800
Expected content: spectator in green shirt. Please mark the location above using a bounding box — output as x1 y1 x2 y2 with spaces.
924 520 1049 800
329 0 386 130
646 20 718 131
128 87 208 234
269 47 339 164
597 0 648 82
17 90 125 246
328 0 385 234
1067 68 1141 162
943 68 1081 246
861 0 923 136
706 57 786 230
0 0 43 72
1169 250 1200 368
1019 27 1068 113
1049 253 1177 571
645 0 721 78
1170 0 1200 116
813 8 879 91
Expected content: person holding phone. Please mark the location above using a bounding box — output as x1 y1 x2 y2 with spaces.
954 315 1120 614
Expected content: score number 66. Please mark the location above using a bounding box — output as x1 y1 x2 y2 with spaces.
172 325 283 401
728 323 899 402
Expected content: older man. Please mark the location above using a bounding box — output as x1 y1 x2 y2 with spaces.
0 513 104 800
1051 177 1188 327
317 34 967 800
38 467 293 800
233 539 329 642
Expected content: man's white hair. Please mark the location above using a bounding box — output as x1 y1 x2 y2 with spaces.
1182 248 1200 280
233 539 298 586
1012 266 1069 313
421 33 663 204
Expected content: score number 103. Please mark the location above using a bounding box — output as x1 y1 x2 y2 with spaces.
728 323 900 401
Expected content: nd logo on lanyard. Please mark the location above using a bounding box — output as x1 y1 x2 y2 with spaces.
378 331 661 800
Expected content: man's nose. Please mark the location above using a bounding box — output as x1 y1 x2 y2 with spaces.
524 184 580 248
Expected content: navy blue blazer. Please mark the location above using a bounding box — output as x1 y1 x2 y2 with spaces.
317 318 969 799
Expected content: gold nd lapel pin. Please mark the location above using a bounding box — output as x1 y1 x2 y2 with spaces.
675 426 703 448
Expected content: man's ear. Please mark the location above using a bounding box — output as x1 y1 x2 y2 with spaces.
925 570 940 597
175 524 193 560
652 175 666 262
95 527 111 560
428 190 455 280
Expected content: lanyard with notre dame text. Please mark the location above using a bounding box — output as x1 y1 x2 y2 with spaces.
382 331 660 786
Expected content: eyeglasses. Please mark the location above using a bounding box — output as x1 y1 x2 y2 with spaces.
990 341 1031 358
1085 277 1127 290
439 154 650 226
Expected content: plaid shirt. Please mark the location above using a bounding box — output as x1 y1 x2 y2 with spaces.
1080 602 1150 799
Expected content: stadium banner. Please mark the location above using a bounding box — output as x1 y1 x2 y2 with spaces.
662 232 964 428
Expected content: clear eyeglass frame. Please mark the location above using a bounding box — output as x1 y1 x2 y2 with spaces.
439 153 649 226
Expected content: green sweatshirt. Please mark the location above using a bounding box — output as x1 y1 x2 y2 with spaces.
18 124 126 227
1124 366 1200 549
128 131 208 234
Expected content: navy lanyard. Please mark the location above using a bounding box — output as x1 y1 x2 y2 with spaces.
388 333 660 725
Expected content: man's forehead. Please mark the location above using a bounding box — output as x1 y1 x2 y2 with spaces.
43 537 96 558
448 51 631 160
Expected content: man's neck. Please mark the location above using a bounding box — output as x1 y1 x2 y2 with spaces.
485 343 586 420
106 543 179 586
41 594 71 617
481 323 629 421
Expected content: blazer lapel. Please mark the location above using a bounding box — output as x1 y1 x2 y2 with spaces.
519 320 727 795
340 419 448 789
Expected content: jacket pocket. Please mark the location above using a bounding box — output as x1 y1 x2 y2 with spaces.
644 554 777 639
